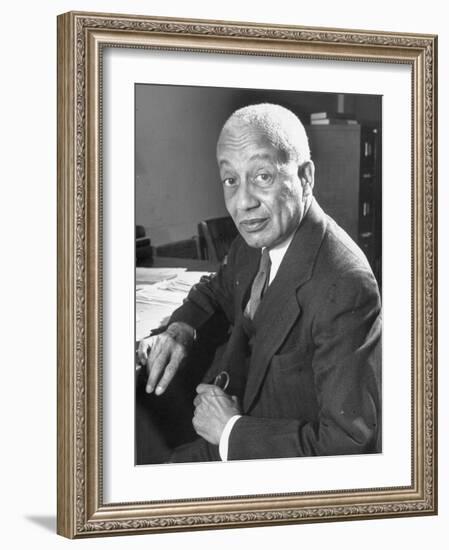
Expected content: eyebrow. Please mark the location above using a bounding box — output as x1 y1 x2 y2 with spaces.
249 153 273 162
218 153 274 167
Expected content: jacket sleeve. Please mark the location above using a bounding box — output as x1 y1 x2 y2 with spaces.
227 268 382 460
168 239 240 332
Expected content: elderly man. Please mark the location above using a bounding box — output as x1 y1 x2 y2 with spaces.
138 103 381 462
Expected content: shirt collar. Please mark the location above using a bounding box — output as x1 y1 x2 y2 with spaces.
262 231 295 285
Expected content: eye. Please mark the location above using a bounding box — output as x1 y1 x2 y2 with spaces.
223 177 237 187
254 172 273 185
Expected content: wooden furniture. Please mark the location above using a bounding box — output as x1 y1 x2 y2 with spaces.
198 216 239 262
136 225 152 265
154 237 200 260
306 124 382 288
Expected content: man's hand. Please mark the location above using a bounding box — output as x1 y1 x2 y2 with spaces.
137 322 195 395
192 384 241 445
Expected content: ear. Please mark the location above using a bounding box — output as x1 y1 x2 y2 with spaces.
298 160 315 197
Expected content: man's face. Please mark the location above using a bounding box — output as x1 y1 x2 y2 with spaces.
217 121 310 249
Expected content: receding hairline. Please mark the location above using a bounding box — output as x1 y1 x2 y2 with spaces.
217 103 311 164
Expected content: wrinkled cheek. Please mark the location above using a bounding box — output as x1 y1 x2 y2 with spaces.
280 191 301 222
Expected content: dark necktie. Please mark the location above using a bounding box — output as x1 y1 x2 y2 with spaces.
245 248 271 319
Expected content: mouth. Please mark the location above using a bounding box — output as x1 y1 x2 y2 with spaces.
239 218 269 233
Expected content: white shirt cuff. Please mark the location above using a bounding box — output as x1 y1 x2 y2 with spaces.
218 415 242 461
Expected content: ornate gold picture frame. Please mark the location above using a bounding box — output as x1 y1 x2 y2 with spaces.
57 11 437 538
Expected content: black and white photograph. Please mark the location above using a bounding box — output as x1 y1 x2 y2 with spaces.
134 84 383 466
54 9 437 539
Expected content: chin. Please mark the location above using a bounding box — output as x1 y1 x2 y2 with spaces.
241 232 275 249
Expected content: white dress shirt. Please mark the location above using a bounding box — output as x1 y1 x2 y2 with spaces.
218 232 295 461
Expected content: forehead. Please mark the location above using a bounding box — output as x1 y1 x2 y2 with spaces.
217 122 280 165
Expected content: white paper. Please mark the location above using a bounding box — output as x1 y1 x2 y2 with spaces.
136 269 213 340
136 267 186 285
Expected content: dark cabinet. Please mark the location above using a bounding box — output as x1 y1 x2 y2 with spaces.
306 124 382 289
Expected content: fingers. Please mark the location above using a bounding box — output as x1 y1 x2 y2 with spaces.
193 386 235 411
194 385 230 410
145 343 170 394
145 333 187 394
192 412 202 437
153 348 184 395
196 383 225 396
145 334 171 392
191 391 241 446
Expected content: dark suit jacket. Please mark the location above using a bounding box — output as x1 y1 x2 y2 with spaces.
170 199 381 461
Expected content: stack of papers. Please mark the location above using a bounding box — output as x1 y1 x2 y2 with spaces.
136 267 186 285
135 268 213 341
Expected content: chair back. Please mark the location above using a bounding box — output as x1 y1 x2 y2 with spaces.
198 217 238 262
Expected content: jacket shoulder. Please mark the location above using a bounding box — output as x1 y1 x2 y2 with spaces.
319 216 373 275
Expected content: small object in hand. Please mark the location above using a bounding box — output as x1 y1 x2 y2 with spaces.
213 371 230 392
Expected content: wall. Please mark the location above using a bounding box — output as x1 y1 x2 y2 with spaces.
135 84 231 246
1 1 446 550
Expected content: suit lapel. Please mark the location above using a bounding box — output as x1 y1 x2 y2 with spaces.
242 199 328 412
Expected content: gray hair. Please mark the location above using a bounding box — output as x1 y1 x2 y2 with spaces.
219 103 311 164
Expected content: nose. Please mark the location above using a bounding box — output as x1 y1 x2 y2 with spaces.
235 180 259 211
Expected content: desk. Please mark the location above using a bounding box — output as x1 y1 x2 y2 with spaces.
138 255 219 272
135 261 220 464
136 261 217 341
